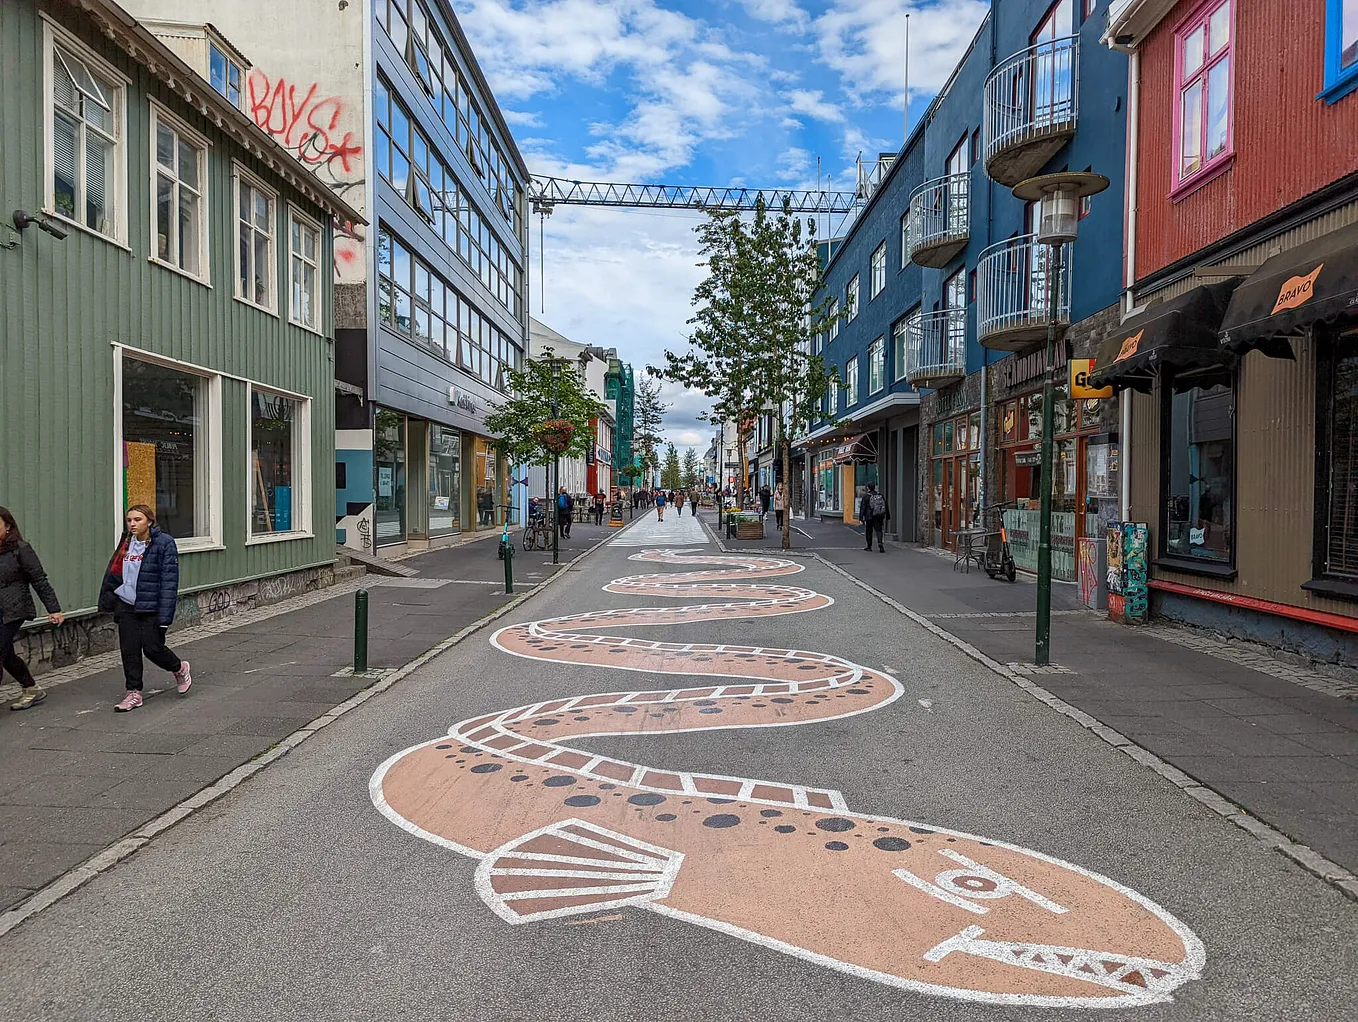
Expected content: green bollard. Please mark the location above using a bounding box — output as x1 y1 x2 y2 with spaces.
354 588 369 674
503 538 514 594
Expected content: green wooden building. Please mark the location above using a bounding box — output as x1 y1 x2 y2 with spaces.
0 0 363 667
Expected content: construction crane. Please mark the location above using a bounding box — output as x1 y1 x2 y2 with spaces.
528 176 860 216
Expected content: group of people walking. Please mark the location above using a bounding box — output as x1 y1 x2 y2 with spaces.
653 489 699 522
0 504 191 713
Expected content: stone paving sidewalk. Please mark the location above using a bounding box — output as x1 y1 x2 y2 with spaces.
707 511 1358 878
0 522 616 912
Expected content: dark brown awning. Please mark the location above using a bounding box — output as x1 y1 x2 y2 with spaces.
1089 277 1242 394
1220 219 1358 359
833 434 877 464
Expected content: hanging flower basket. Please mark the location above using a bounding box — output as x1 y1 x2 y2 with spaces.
535 419 576 454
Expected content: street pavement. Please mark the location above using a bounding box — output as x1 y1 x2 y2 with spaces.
731 513 1358 880
1 509 1354 1020
0 522 615 913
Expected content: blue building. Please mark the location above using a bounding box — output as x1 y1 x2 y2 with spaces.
799 0 1128 579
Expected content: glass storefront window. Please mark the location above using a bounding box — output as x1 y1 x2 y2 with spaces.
474 437 501 527
121 356 210 542
429 425 461 537
1161 378 1234 563
375 410 407 545
943 420 954 452
816 455 840 512
933 424 944 457
250 389 304 536
1321 331 1358 582
969 411 981 451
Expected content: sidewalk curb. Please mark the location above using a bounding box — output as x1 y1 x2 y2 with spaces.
700 516 1358 905
0 521 638 940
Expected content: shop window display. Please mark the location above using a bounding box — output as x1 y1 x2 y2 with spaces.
1161 376 1234 564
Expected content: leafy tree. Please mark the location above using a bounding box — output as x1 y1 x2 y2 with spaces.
484 347 606 468
653 198 840 547
633 374 668 485
681 447 701 490
660 443 682 491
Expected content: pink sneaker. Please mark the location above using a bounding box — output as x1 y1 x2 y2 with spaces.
115 690 143 712
174 660 192 694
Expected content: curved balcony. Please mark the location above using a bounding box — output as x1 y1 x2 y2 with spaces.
907 174 970 269
906 308 969 389
983 35 1079 187
976 234 1070 352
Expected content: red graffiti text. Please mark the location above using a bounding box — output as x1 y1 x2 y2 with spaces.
247 70 363 173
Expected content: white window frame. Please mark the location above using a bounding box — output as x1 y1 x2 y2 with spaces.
845 356 859 408
847 275 860 321
870 243 886 299
207 35 246 111
233 162 278 315
148 100 211 284
287 205 324 334
42 18 129 247
900 213 909 269
829 298 840 341
246 384 314 545
112 346 223 553
869 336 885 394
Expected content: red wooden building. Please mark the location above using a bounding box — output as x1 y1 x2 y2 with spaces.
1095 0 1358 661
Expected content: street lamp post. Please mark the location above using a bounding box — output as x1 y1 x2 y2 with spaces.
550 359 563 566
1010 172 1108 667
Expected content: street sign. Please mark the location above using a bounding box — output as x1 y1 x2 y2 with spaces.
1069 358 1113 399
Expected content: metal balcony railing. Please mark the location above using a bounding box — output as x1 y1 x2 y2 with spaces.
982 35 1079 185
976 234 1071 351
907 174 969 268
906 308 969 388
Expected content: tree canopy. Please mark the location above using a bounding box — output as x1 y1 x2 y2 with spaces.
632 374 668 483
651 198 840 547
660 443 682 491
681 447 701 489
484 348 606 468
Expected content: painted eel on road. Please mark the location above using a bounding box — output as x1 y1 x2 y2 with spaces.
371 549 1204 1008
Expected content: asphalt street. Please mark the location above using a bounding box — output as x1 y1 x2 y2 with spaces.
1 511 1355 1021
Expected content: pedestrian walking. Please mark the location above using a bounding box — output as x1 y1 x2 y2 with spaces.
98 504 191 712
655 489 667 521
773 482 787 531
675 490 685 515
0 507 64 711
556 487 574 539
592 490 606 526
858 484 890 553
759 484 772 519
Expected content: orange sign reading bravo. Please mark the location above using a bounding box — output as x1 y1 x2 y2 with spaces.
372 550 1204 1008
1272 263 1324 315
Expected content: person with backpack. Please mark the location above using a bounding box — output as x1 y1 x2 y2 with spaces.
0 507 64 711
592 490 606 526
859 484 890 553
556 487 574 539
98 504 191 712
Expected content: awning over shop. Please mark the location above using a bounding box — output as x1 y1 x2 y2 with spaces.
1089 277 1242 394
1220 219 1358 359
832 433 878 464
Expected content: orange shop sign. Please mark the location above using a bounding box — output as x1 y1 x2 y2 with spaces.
1069 358 1113 399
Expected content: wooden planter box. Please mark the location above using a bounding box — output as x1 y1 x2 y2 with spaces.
735 520 764 540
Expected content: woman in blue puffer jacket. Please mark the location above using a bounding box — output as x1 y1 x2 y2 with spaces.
98 504 192 712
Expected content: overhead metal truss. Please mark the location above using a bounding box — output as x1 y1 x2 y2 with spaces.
529 176 860 215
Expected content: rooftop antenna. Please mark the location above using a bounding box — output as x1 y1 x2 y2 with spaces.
904 12 911 143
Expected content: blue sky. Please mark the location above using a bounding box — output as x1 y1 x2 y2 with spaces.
450 0 989 448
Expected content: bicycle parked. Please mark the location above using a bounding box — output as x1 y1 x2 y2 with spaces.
521 506 553 552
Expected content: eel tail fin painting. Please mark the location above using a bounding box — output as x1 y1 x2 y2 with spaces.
473 819 684 925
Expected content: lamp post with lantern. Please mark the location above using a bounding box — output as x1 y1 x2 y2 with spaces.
1009 172 1108 667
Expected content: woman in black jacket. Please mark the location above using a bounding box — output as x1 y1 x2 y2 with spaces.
98 504 191 712
0 507 64 710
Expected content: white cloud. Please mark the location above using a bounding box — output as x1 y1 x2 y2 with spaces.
734 0 809 29
784 87 844 123
813 0 988 105
501 109 542 127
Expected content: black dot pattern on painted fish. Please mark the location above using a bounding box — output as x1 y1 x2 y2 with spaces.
771 698 795 704
846 688 871 695
510 775 528 782
699 708 723 714
656 813 676 822
435 744 452 750
706 798 735 805
564 795 601 807
760 809 783 818
909 827 934 835
534 718 560 726
824 841 849 851
460 746 478 753
703 814 741 828
628 793 666 806
873 837 911 852
774 825 796 834
693 699 717 706
573 716 590 722
815 817 855 833
614 706 639 713
543 776 575 787
470 763 502 775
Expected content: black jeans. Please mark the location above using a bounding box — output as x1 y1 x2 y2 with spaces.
115 606 181 691
775 510 784 529
864 516 885 549
0 618 37 688
594 507 604 525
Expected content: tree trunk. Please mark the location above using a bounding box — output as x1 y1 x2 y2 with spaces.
781 438 792 550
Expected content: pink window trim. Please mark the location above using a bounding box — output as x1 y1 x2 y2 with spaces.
1169 0 1235 199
